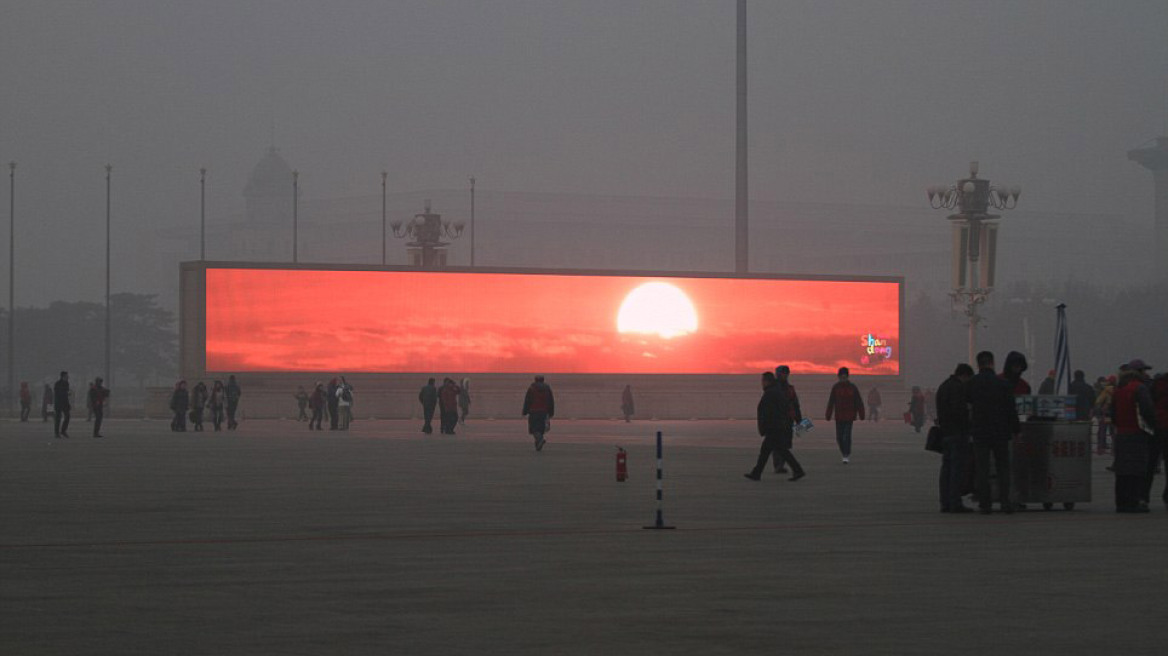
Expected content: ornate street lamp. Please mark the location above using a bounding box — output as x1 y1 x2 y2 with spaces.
389 200 464 268
927 161 1021 364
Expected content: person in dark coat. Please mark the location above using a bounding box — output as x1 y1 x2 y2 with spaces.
746 371 805 481
1037 370 1057 395
88 377 109 438
170 380 189 432
295 386 309 421
52 371 71 438
772 365 803 473
190 381 207 432
621 384 635 422
327 378 340 430
967 351 1020 514
225 375 242 430
908 386 927 433
1112 359 1156 512
522 375 555 451
308 381 326 430
936 363 974 513
825 367 865 463
1148 371 1168 509
1068 370 1096 421
418 378 438 434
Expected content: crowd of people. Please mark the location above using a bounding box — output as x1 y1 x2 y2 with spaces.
167 375 240 432
931 351 1168 515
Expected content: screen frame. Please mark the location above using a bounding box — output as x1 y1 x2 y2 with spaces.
181 260 905 380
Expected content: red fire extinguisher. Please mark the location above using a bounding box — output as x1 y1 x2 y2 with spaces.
616 447 628 482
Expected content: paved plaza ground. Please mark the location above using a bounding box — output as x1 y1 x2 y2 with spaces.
2 416 1165 655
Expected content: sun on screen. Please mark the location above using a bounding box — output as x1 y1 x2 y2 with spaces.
616 282 699 339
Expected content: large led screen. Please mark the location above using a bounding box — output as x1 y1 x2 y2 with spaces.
204 268 899 375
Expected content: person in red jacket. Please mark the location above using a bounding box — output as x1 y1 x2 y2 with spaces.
1112 359 1156 513
826 367 866 464
522 375 555 451
1145 371 1168 508
439 378 462 435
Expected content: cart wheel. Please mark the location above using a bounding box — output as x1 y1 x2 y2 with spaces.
1063 502 1075 511
1042 503 1053 511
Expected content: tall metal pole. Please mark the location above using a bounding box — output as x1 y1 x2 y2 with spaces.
104 164 112 398
470 176 476 267
199 167 206 261
292 170 299 263
7 162 14 409
735 0 748 273
381 171 387 266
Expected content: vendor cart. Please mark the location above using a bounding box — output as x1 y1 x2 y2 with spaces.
1011 419 1093 510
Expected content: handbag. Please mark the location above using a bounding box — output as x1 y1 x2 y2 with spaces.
925 425 944 454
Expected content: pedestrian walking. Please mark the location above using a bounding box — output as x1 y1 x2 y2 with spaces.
19 382 31 422
225 375 242 430
209 380 225 431
825 366 865 464
190 381 208 431
772 365 803 473
867 385 882 422
1112 359 1156 513
458 378 472 425
308 381 326 430
968 351 1019 515
439 377 461 434
621 384 635 422
908 386 926 433
936 364 974 513
418 378 438 434
52 371 71 438
170 380 189 432
88 377 109 438
1068 370 1095 421
745 371 805 482
522 375 555 451
295 386 309 421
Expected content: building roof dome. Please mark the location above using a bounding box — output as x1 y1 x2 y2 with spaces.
244 147 294 199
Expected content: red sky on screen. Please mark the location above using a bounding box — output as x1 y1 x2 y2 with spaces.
205 269 899 375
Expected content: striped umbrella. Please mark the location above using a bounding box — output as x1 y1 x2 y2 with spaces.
1053 304 1071 395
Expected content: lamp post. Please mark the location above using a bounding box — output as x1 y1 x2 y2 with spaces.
469 176 476 267
928 161 1021 364
734 0 748 273
292 170 299 263
381 171 388 266
7 162 14 410
389 200 464 268
199 167 206 260
104 164 112 398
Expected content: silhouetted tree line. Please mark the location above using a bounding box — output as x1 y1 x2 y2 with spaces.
1 293 176 407
906 280 1168 389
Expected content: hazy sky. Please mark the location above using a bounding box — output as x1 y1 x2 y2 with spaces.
2 0 1166 305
